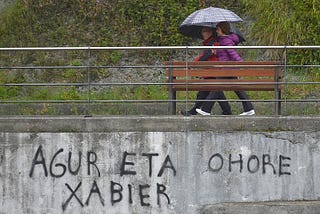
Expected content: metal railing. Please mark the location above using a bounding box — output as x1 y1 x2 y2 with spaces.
0 46 319 116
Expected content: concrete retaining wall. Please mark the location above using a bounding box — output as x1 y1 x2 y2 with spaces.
0 116 320 213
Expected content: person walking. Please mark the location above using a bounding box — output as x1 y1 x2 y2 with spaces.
178 27 231 116
196 22 255 116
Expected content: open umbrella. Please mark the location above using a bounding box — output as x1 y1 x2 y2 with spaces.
179 7 245 42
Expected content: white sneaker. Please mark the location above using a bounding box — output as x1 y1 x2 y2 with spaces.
196 108 210 116
240 109 255 116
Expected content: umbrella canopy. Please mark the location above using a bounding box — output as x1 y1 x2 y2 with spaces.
181 6 243 26
179 7 245 42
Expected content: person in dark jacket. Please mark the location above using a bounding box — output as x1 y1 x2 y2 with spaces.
178 27 232 116
196 22 255 116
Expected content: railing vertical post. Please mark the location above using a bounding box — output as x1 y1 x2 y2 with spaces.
274 61 281 115
86 47 92 117
185 46 189 112
283 46 288 115
168 63 176 115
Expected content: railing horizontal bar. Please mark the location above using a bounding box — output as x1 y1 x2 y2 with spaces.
167 82 319 85
0 65 167 69
1 82 319 87
0 66 88 69
0 99 318 103
1 45 320 51
1 64 320 70
0 83 89 86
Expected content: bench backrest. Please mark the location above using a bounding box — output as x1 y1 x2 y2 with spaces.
164 61 282 91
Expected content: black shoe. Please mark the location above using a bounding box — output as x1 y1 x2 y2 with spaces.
178 110 192 116
222 111 232 115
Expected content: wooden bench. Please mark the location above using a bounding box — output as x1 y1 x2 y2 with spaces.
164 61 283 115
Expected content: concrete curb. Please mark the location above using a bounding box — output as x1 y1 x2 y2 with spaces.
0 116 319 132
202 201 320 214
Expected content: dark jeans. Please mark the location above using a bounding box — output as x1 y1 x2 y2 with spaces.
201 90 254 113
188 91 232 115
234 90 254 112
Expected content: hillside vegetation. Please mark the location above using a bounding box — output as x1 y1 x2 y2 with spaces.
0 0 319 63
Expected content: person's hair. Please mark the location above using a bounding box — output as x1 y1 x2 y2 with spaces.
202 27 212 32
201 27 218 39
217 22 231 35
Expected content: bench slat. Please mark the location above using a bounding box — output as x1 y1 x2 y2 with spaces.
171 79 279 83
164 61 280 66
170 79 280 91
170 85 277 91
167 69 281 77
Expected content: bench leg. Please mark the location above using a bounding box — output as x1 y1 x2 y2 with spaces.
275 90 281 115
168 91 176 115
278 91 281 115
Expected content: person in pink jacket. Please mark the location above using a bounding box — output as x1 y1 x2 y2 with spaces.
196 22 255 116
